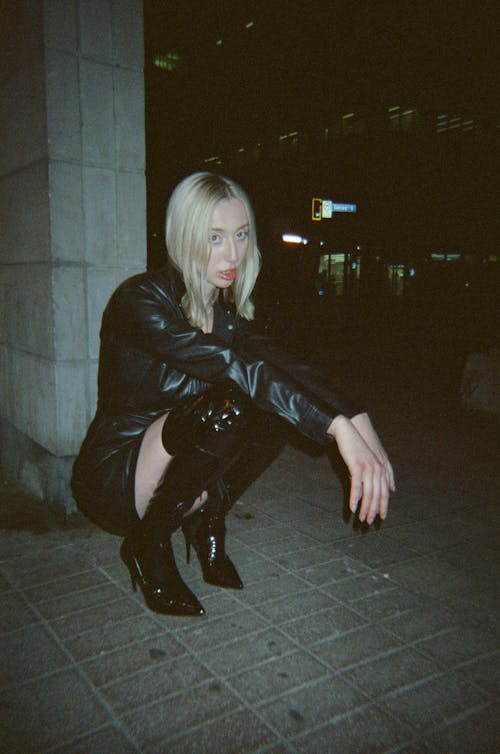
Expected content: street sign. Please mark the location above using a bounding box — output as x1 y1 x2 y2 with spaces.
311 198 357 220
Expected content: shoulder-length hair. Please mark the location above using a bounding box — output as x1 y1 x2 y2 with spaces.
165 171 261 328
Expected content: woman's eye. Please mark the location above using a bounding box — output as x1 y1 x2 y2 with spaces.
236 229 249 240
209 233 221 244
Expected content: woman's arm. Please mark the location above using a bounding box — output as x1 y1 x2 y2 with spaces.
328 413 396 524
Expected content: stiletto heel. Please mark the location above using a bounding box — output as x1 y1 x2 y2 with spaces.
120 538 204 616
182 482 243 590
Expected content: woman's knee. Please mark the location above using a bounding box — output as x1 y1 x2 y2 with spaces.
161 385 253 458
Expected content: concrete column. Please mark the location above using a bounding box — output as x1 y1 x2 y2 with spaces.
0 0 146 512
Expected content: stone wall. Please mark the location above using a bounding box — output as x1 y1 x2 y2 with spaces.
0 0 146 512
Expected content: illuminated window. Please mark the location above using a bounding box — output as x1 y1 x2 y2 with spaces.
388 106 418 131
154 52 182 72
436 114 473 133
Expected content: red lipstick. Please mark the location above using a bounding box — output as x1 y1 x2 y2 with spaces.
219 268 237 281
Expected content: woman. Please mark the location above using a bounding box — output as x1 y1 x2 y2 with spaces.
72 172 395 617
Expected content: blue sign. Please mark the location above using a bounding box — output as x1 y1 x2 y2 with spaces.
332 202 357 213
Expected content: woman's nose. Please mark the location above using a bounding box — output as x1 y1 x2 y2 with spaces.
226 239 237 262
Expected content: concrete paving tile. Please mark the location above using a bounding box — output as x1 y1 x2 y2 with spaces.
22 567 110 603
280 605 365 646
420 701 500 754
122 680 242 751
163 709 279 754
197 627 297 676
256 532 325 558
62 612 167 662
0 622 70 687
75 532 122 567
227 509 282 534
227 651 331 704
177 587 246 618
232 523 297 547
384 518 478 555
414 626 499 669
293 703 413 754
390 491 455 522
349 586 425 622
49 596 145 640
298 555 371 586
0 591 38 634
0 668 109 753
388 555 496 599
333 534 420 567
48 724 139 754
234 556 289 585
81 632 188 686
101 653 213 712
437 539 499 570
258 674 369 737
29 581 127 620
311 623 404 671
172 608 268 652
342 646 438 697
321 572 397 603
268 519 334 543
455 653 500 696
253 587 338 624
1 545 91 587
231 572 311 607
378 673 491 734
271 543 346 571
443 588 499 635
382 602 456 643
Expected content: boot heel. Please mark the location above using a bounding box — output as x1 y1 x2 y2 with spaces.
120 540 138 592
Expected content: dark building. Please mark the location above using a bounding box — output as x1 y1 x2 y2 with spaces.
144 1 498 314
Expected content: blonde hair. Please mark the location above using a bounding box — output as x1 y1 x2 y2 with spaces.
165 172 261 328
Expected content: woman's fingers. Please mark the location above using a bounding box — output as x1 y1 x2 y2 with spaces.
350 460 390 524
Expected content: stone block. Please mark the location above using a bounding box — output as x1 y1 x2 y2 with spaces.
53 265 87 360
116 171 146 263
79 0 113 61
45 49 81 161
0 56 47 174
83 167 116 263
0 162 50 264
49 161 84 261
0 345 12 421
55 359 89 454
112 0 144 68
43 0 78 53
114 68 145 169
10 350 57 449
2 264 54 357
80 59 114 166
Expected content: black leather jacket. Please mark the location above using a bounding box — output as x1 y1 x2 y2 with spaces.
72 267 359 533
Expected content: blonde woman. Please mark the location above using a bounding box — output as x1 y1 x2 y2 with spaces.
72 172 395 616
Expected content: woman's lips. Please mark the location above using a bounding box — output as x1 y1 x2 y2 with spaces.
218 268 237 281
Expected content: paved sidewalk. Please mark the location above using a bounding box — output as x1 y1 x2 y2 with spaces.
1 334 499 753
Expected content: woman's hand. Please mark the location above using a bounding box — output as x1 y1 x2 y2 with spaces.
328 413 396 525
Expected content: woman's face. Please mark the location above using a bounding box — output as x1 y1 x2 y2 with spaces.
205 198 249 296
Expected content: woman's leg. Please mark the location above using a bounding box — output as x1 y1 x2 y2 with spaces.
123 387 251 616
134 412 207 520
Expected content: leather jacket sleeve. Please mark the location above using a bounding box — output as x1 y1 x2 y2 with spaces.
109 273 354 445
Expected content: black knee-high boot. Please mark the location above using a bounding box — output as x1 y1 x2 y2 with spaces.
182 477 243 589
121 387 250 616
